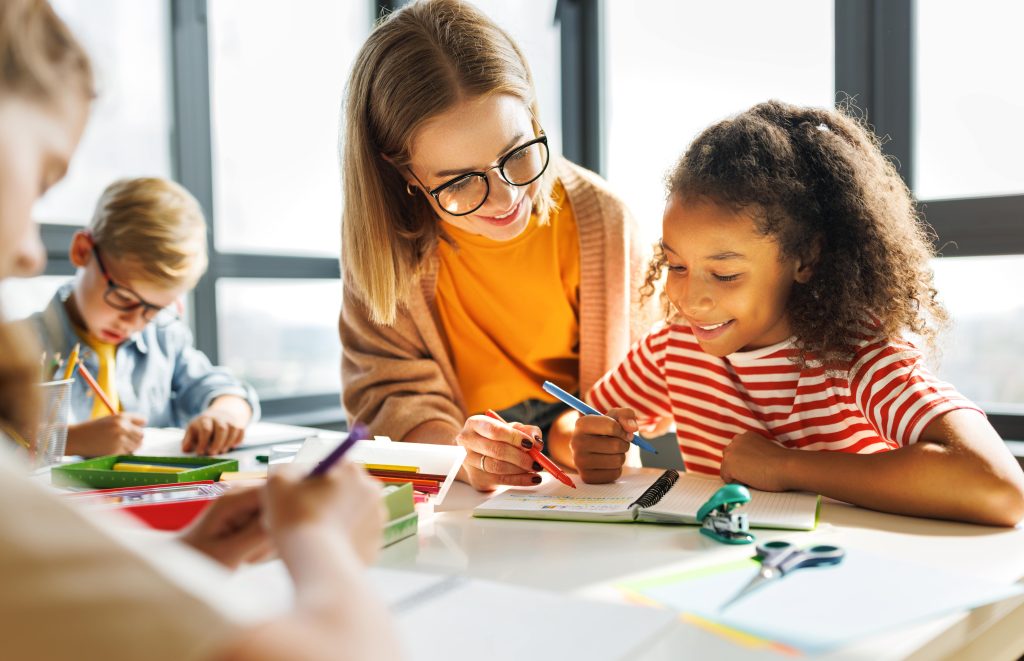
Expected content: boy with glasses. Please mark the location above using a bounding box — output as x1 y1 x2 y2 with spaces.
27 177 258 456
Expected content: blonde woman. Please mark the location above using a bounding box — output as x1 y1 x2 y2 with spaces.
0 2 396 659
340 0 654 491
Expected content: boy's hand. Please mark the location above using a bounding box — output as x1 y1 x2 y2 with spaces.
569 408 637 484
179 485 273 569
65 415 146 457
184 401 249 455
720 431 792 491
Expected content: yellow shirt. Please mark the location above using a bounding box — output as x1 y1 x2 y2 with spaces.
436 184 580 414
73 326 121 419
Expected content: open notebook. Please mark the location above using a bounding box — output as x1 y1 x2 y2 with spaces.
474 467 820 530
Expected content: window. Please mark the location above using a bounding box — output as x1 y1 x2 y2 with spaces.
207 0 372 256
36 0 172 226
216 279 342 399
930 256 1024 409
605 1 834 239
469 0 563 156
914 0 1024 201
0 276 66 321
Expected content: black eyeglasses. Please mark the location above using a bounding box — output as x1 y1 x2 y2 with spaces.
91 245 178 323
409 134 550 217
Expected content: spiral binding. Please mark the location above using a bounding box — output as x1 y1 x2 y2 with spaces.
629 469 679 509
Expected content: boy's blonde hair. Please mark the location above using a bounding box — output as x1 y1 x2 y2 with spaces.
341 0 557 326
89 178 209 288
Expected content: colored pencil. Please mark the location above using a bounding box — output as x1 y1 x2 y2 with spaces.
75 362 117 415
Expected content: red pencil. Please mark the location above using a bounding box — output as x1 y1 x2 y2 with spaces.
484 409 576 489
75 362 117 415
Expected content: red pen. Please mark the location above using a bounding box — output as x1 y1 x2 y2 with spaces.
484 409 576 489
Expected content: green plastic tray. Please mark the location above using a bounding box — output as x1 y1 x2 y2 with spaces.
52 455 239 488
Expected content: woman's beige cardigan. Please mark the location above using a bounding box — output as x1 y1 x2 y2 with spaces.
340 158 655 441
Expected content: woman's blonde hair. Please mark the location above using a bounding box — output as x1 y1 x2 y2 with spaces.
1 0 93 445
90 178 209 288
341 0 556 325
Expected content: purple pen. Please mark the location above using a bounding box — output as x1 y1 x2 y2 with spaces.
306 422 369 479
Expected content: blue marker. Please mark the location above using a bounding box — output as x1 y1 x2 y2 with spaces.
542 381 658 454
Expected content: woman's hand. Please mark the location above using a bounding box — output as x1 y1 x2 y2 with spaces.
65 414 146 457
719 431 792 491
569 408 637 484
179 485 272 569
263 462 384 566
456 415 543 492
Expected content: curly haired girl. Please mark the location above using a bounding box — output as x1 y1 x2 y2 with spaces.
571 100 1024 526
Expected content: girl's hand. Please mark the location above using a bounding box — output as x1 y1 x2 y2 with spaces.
569 408 636 484
65 415 146 457
263 462 384 566
179 485 272 569
720 431 792 491
456 415 542 492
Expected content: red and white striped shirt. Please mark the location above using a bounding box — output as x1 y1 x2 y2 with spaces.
589 323 980 477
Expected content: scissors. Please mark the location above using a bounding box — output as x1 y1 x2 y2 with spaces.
719 540 846 610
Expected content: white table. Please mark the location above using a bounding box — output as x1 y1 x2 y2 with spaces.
378 482 1024 660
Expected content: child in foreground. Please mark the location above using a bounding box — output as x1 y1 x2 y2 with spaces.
1 2 395 659
573 100 1024 527
28 177 259 456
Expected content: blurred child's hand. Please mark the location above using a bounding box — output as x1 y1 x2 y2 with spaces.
179 485 272 569
720 431 792 492
183 400 249 455
263 462 384 566
65 414 146 457
569 408 637 484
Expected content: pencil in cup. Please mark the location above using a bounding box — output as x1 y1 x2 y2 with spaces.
483 409 577 488
62 343 80 381
541 381 658 454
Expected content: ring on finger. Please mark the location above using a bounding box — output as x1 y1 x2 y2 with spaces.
479 454 487 472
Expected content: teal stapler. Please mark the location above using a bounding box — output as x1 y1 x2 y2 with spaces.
696 484 754 545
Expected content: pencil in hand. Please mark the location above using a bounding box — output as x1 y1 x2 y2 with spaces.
484 409 577 488
75 362 116 416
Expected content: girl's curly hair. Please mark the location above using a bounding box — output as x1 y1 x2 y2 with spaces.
642 99 947 369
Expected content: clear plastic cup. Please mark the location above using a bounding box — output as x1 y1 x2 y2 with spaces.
36 378 73 467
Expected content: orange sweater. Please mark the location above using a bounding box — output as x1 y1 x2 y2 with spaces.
435 181 580 414
340 158 655 441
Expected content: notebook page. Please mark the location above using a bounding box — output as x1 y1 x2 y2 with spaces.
646 473 819 530
474 470 661 518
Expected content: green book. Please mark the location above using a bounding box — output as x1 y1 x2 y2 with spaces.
380 482 417 547
380 481 415 521
382 510 418 547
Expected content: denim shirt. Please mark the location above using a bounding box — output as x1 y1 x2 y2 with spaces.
26 282 260 427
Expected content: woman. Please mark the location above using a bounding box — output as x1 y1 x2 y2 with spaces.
340 0 654 491
0 2 397 659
